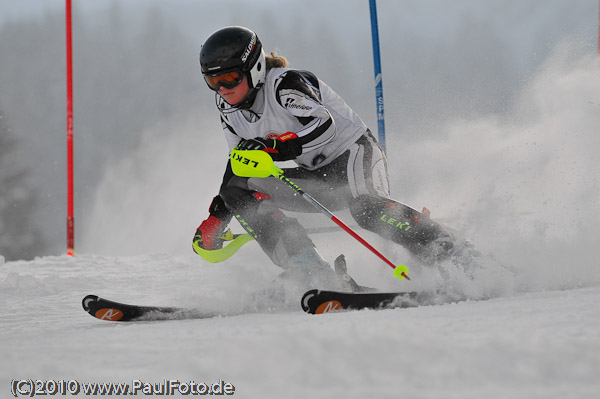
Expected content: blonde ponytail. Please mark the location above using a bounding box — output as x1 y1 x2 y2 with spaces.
265 52 289 69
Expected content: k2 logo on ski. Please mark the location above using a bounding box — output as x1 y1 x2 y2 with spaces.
96 308 124 321
315 300 342 314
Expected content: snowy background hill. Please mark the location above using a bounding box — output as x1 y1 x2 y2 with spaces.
1 0 600 397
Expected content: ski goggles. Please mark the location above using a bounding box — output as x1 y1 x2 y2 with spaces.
204 70 244 91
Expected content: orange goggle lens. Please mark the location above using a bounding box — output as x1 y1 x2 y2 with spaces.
204 71 244 90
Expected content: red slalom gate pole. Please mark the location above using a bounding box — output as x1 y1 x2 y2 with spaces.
66 0 74 256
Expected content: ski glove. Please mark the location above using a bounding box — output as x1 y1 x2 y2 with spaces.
193 195 233 252
236 132 302 161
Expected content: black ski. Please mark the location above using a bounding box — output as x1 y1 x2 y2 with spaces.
82 295 217 322
301 289 429 314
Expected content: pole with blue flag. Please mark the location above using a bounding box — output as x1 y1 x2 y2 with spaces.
369 0 386 153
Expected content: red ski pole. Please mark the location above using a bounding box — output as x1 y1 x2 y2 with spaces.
276 172 410 280
230 149 410 280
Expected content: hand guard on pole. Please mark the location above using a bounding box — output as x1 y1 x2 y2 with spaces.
237 132 302 161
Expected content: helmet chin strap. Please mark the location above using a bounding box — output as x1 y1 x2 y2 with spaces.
216 82 264 115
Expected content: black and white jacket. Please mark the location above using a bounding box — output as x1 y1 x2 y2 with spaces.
218 68 368 171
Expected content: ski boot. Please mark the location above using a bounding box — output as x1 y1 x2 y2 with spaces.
333 255 377 293
416 232 483 280
278 246 344 292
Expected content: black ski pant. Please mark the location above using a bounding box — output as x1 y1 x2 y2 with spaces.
219 133 449 266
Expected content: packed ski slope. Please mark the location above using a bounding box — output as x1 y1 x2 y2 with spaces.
1 252 599 399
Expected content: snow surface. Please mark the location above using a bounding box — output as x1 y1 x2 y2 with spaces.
1 251 599 399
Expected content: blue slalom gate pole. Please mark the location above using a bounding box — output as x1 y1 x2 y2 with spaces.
369 0 386 153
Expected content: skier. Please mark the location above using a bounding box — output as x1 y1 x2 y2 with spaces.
193 26 468 290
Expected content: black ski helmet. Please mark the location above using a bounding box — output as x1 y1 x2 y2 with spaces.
200 26 266 92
